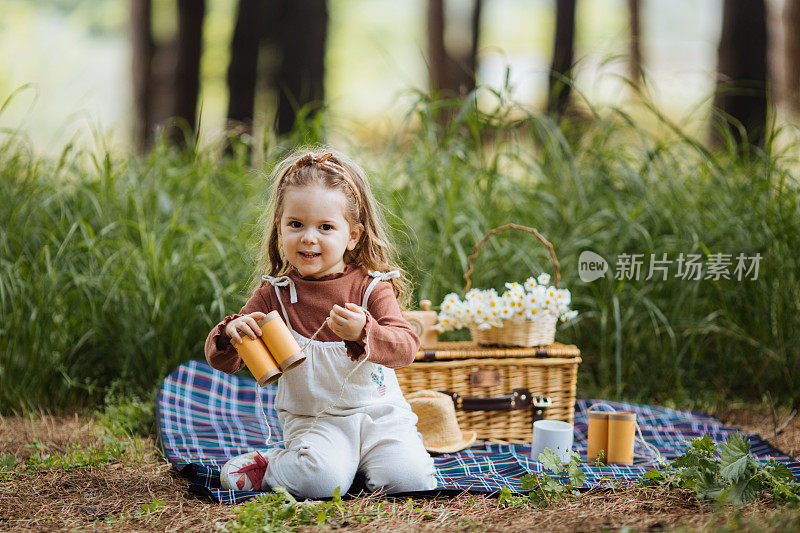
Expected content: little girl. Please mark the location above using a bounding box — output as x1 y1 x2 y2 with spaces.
204 149 437 498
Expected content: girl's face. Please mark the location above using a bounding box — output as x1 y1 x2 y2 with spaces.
277 185 362 279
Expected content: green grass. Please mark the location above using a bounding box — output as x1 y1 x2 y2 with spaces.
96 387 155 437
10 437 128 474
1 84 799 412
103 499 166 525
217 486 384 532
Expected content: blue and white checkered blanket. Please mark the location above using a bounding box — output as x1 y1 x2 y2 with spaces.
156 360 800 504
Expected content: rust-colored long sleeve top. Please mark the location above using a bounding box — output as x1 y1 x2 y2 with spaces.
205 263 419 374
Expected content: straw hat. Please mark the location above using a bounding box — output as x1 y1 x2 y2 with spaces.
407 390 477 454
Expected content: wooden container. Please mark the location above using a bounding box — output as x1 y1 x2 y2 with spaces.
402 300 440 349
395 341 580 443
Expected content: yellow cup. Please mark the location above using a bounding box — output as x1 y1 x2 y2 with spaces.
607 412 636 465
232 310 306 386
233 335 282 387
587 411 609 463
259 310 306 371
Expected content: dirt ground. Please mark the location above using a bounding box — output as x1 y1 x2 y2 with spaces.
1 403 798 532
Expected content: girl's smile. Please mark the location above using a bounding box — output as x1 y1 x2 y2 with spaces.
278 185 362 279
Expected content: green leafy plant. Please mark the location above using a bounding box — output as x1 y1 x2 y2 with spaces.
642 434 800 506
104 499 166 525
499 448 586 508
97 387 155 437
404 497 435 520
457 516 487 533
0 453 17 479
217 486 383 532
23 438 126 473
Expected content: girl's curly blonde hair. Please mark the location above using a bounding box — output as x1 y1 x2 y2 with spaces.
249 147 411 308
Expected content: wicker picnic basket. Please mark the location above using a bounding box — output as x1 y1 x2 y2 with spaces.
396 342 581 444
396 224 580 444
464 223 563 348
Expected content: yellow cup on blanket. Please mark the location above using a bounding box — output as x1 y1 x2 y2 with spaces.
606 412 636 465
587 411 609 463
233 311 305 387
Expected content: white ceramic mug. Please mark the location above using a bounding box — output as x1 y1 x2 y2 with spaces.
531 419 575 464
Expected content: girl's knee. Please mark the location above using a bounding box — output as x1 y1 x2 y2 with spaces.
366 455 437 494
284 446 356 498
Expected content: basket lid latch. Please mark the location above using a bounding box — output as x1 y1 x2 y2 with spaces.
532 395 552 423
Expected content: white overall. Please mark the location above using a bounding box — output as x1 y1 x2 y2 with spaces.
258 271 437 498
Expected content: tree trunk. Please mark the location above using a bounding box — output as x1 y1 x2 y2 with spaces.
427 0 447 94
547 0 576 117
131 0 154 152
274 0 327 136
712 0 768 150
148 42 178 140
427 0 482 101
226 0 267 135
628 0 642 84
171 0 205 146
786 0 800 116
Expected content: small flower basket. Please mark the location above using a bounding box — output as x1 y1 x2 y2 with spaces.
469 315 557 348
435 224 578 348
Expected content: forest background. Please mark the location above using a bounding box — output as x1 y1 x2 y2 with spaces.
1 0 799 415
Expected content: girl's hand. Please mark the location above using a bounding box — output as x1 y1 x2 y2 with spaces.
327 303 366 342
225 312 268 345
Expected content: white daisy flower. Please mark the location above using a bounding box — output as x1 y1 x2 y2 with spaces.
537 273 551 286
561 310 579 322
443 293 460 305
523 292 540 309
555 288 571 305
466 288 483 300
503 288 524 303
432 316 452 332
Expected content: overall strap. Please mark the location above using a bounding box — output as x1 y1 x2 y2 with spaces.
362 270 400 309
261 274 297 327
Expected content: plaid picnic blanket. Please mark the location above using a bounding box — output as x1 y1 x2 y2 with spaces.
156 360 800 504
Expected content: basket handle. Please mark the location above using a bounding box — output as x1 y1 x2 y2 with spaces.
439 390 552 427
463 223 561 292
440 389 551 412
